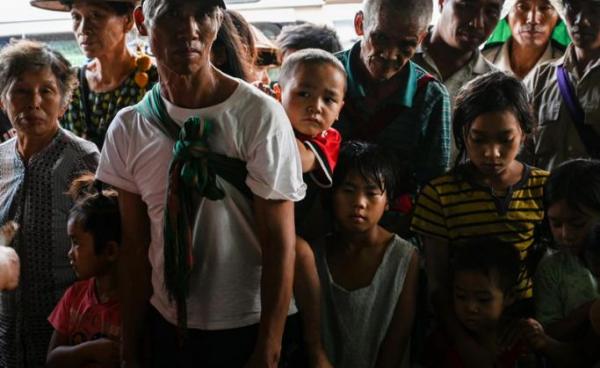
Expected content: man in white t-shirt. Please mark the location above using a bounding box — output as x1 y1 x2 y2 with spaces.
96 0 306 367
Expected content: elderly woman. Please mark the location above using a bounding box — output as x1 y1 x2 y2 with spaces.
0 40 99 368
483 0 569 82
30 0 158 148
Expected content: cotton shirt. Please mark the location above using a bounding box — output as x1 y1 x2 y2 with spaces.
534 250 600 326
412 31 498 100
97 80 306 330
526 45 600 170
482 39 564 85
411 164 549 298
335 42 452 188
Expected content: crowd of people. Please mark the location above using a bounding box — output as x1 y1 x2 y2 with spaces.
0 0 598 367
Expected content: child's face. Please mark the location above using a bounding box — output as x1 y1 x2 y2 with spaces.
333 170 388 233
281 63 345 138
548 199 598 255
464 110 525 178
67 219 111 280
453 270 508 335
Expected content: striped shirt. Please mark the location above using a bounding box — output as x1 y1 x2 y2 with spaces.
411 164 549 298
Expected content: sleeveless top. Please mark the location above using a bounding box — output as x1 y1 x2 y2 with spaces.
313 234 415 368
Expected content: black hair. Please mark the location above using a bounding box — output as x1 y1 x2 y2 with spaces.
452 238 521 295
227 9 257 64
276 22 342 55
332 141 398 201
453 71 534 168
68 172 121 255
213 11 253 81
544 159 600 216
278 48 347 91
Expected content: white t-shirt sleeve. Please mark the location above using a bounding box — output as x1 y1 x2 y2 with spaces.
244 100 306 202
96 109 140 194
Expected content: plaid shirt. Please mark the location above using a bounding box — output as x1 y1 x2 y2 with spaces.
335 42 452 192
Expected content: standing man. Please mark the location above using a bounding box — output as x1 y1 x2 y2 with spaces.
335 0 452 222
528 0 600 170
96 0 306 367
483 0 565 83
412 0 504 99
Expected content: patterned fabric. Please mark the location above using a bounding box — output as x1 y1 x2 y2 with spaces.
335 42 452 191
0 129 98 368
411 164 549 298
61 64 158 148
0 112 15 143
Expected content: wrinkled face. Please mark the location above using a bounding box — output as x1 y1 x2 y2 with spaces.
465 110 525 178
547 199 598 256
454 270 507 334
147 0 222 76
508 0 559 48
0 66 63 139
71 1 132 59
333 171 388 234
281 63 346 137
355 7 424 81
437 0 503 51
67 219 111 280
564 0 600 51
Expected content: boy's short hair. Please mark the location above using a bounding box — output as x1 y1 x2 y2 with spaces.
276 23 343 55
332 141 398 201
278 48 347 90
452 238 521 295
453 71 534 168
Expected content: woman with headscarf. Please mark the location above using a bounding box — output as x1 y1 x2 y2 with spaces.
30 0 158 148
483 0 569 83
0 39 99 368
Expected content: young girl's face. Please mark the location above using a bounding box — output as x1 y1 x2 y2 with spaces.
464 110 525 178
67 219 111 280
453 270 508 335
333 170 388 233
547 199 598 255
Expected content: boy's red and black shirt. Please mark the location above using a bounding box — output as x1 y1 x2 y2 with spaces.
295 128 341 188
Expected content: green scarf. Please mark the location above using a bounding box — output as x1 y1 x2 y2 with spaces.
485 18 571 48
135 84 251 330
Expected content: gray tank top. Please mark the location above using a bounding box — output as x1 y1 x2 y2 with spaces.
314 234 415 368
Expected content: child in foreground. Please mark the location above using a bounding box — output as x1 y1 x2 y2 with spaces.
309 141 419 368
534 159 600 341
46 173 121 368
427 239 526 367
0 221 19 290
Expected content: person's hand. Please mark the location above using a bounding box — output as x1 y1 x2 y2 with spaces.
309 349 333 368
520 318 551 352
244 344 280 368
0 245 19 290
252 81 280 101
86 338 120 367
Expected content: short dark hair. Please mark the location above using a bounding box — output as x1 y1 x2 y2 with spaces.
276 23 342 55
278 48 347 91
453 71 534 168
213 11 253 81
332 141 398 201
363 0 432 32
452 238 521 295
68 173 122 255
0 39 76 107
545 158 600 216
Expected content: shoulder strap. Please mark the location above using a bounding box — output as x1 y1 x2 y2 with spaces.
556 65 600 159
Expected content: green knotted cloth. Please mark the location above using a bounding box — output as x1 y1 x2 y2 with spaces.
135 83 251 331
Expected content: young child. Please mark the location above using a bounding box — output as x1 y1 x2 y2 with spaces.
309 141 419 368
427 239 524 367
533 158 600 341
46 173 121 368
277 47 346 239
0 221 19 291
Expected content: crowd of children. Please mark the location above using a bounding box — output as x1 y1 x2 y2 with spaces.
0 0 599 367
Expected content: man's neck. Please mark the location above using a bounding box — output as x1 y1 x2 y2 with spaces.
573 46 600 77
510 39 547 79
159 65 224 109
428 30 475 80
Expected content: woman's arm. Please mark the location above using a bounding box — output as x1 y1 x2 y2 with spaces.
374 250 419 368
46 331 119 368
